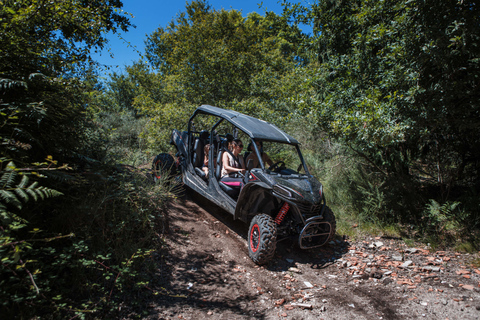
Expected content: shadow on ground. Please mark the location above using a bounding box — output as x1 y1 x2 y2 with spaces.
144 188 350 319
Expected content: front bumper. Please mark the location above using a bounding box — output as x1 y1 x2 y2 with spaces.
298 217 332 249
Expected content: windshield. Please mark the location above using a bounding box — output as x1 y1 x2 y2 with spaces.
246 140 309 175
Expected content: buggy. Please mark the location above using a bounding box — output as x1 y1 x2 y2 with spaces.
153 105 336 264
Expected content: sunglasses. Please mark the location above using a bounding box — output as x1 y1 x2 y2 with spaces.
237 144 243 148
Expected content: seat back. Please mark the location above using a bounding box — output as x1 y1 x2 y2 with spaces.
246 158 254 170
215 139 230 180
192 130 209 168
215 147 224 180
192 138 204 168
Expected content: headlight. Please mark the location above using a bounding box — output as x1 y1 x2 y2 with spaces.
273 185 304 199
273 185 292 198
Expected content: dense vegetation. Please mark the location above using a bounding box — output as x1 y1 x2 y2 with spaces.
1 1 176 318
1 0 479 318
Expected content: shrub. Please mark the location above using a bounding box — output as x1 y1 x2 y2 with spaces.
1 159 180 318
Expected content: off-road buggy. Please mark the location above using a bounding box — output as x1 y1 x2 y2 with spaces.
153 105 336 265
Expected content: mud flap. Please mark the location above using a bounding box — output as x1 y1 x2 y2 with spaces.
298 219 332 249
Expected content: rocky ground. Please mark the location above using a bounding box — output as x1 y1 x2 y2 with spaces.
145 192 480 320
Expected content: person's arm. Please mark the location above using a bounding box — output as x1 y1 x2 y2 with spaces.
222 152 245 174
202 155 209 173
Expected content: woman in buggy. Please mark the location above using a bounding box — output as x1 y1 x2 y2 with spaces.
220 138 246 196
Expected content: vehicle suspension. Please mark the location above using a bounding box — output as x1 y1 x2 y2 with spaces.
275 202 290 225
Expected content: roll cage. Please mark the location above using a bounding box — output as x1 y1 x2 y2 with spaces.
186 104 310 177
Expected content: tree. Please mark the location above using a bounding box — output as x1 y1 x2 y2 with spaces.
305 0 480 196
0 0 131 78
0 0 131 162
144 0 304 106
134 1 308 149
0 1 133 317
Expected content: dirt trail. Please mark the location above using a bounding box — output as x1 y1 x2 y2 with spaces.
147 192 480 320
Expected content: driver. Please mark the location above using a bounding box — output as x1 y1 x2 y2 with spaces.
220 139 246 189
245 140 273 169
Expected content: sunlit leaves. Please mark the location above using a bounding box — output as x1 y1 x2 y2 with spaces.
0 0 131 78
144 1 303 106
306 0 480 182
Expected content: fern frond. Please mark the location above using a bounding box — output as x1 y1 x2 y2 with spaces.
28 73 46 81
25 187 38 201
0 163 18 188
0 202 9 219
14 187 29 203
13 175 30 202
0 189 22 209
25 181 39 201
0 78 27 91
36 186 63 199
18 174 29 188
1 162 63 212
28 181 39 189
0 203 28 224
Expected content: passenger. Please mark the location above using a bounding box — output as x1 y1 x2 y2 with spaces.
221 139 246 189
246 140 273 169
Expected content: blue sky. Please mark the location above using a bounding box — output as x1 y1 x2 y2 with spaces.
93 1 289 74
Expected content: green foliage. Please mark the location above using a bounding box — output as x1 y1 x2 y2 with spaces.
0 1 180 318
144 1 303 106
0 0 131 78
0 161 63 222
1 157 180 318
275 0 480 241
83 0 480 253
93 1 309 152
1 0 132 163
424 199 461 234
5 1 476 317
0 160 65 316
354 171 386 225
303 0 480 190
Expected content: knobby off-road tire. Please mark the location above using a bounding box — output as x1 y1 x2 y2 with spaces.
323 206 337 242
152 153 175 183
248 213 277 265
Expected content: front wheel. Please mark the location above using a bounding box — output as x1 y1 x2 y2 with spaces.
152 153 175 182
248 213 277 265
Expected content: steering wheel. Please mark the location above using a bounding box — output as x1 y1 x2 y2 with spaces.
268 161 286 172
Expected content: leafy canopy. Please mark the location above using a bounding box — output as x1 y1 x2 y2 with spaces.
0 0 132 162
0 0 131 78
305 0 480 186
144 0 305 106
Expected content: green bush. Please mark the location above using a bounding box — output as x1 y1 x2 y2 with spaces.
1 159 179 318
1 104 181 318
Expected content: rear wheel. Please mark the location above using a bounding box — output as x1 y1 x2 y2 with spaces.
152 153 175 182
248 213 277 265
